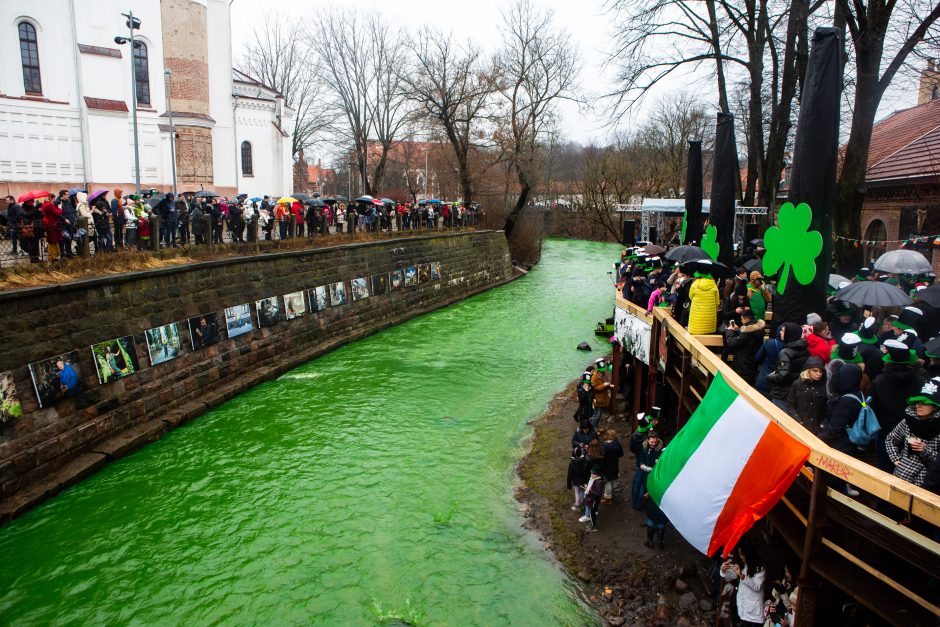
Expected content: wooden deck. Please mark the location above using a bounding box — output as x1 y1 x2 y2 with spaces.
614 293 940 626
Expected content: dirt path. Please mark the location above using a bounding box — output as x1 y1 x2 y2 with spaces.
516 374 716 626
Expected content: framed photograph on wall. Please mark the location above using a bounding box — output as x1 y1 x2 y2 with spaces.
145 322 184 367
418 264 431 283
90 336 140 385
308 286 329 312
283 291 306 320
189 313 221 350
390 269 404 290
330 282 347 306
351 277 370 301
0 371 22 422
224 305 253 339
404 266 417 286
372 273 389 295
29 351 83 408
255 297 281 327
430 262 441 280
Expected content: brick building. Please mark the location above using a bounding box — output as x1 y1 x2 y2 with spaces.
858 67 940 273
0 0 295 199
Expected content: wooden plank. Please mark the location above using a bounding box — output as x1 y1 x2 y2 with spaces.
826 488 940 558
820 537 940 617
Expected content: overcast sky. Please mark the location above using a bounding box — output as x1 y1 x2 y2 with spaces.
231 0 926 165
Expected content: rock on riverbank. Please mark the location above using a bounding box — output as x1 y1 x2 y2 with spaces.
516 376 715 626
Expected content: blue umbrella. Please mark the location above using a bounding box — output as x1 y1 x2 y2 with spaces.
67 187 86 196
250 196 262 202
428 199 442 205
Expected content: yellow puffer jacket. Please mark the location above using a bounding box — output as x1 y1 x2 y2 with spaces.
688 277 720 334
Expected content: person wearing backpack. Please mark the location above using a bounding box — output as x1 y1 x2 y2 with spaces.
885 377 940 487
766 322 810 412
820 360 866 495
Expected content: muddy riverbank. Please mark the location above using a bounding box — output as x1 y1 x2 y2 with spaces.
516 376 716 626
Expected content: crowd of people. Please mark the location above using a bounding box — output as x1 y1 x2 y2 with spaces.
0 189 481 263
615 242 940 496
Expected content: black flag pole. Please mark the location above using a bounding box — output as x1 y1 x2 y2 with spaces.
709 113 737 268
771 27 841 327
684 140 704 246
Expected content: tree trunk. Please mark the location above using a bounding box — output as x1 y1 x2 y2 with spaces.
706 0 731 114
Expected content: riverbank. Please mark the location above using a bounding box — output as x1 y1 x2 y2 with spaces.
516 372 715 626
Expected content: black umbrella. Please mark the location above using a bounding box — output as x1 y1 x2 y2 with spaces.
306 198 326 208
689 259 732 278
916 284 940 308
355 195 374 203
834 281 912 307
147 193 166 208
195 190 218 198
744 258 763 274
925 336 940 358
333 195 348 202
664 245 710 263
643 243 666 255
873 249 932 275
293 193 312 202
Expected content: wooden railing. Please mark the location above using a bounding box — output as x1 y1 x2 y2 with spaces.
615 293 940 626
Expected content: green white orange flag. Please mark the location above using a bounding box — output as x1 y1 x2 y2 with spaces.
648 372 810 557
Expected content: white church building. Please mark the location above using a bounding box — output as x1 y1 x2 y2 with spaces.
0 0 295 199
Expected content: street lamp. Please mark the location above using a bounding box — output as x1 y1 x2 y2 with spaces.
164 68 177 195
114 10 142 196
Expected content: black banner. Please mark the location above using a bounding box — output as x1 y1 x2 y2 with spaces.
773 27 840 327
709 113 737 268
685 140 704 246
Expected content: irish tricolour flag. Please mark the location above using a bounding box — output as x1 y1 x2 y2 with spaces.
648 372 810 557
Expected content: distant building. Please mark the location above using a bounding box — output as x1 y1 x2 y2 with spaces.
0 0 295 199
858 64 940 271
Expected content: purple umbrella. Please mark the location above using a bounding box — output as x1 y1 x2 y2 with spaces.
87 189 109 203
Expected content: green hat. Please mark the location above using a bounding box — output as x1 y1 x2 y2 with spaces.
856 317 879 345
883 339 917 365
907 377 940 407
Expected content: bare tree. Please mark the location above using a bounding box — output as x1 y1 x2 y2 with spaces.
310 8 412 195
495 0 580 243
403 30 496 206
237 11 334 160
833 0 940 270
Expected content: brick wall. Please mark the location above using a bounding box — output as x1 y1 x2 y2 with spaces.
0 231 514 520
161 0 210 116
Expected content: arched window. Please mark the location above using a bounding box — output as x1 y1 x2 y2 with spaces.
134 42 150 105
241 141 253 176
863 219 888 265
932 85 938 101
18 21 42 94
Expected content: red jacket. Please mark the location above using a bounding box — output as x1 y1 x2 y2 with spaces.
292 202 304 224
41 202 63 243
806 333 835 363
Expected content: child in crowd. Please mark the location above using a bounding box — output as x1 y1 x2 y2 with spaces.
566 446 590 511
578 466 606 532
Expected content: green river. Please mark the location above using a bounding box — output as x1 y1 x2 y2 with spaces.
0 239 618 626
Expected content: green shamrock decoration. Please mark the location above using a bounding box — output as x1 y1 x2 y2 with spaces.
680 210 687 245
762 201 823 295
700 224 719 260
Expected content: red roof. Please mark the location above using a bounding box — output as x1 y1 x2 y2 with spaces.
863 97 940 182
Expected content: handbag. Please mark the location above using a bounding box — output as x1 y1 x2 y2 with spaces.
19 223 35 238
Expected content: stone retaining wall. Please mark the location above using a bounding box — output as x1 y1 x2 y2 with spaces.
0 230 514 520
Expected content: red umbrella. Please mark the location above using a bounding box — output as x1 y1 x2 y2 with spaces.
17 190 52 203
372 198 384 206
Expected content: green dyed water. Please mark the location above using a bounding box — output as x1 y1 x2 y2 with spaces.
0 239 618 626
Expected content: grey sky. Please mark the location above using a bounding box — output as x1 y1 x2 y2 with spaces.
231 0 925 164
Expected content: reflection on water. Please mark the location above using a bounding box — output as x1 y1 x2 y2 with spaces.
0 239 618 625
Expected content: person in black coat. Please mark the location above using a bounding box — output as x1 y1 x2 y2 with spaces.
819 359 864 456
766 322 810 408
566 446 591 510
786 355 828 429
601 430 625 503
574 376 593 423
724 311 766 385
870 339 927 473
571 420 597 450
855 317 884 379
